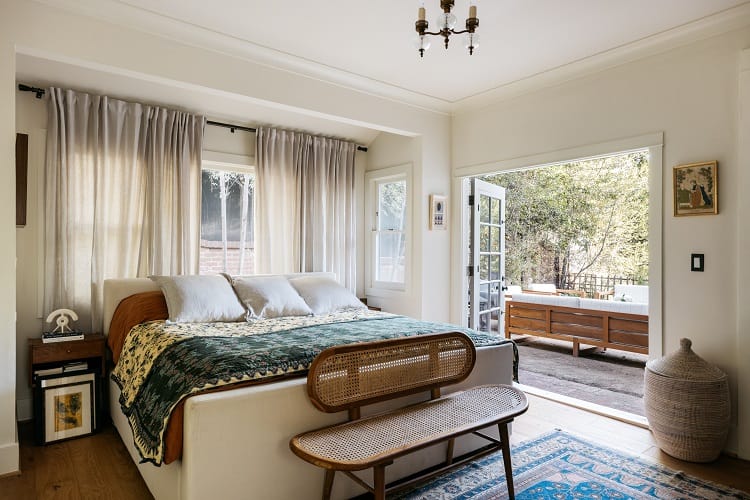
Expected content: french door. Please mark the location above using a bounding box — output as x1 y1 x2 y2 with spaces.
468 179 506 334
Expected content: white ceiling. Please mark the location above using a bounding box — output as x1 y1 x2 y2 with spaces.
113 0 749 104
17 0 750 144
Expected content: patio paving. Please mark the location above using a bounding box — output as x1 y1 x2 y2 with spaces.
513 335 647 416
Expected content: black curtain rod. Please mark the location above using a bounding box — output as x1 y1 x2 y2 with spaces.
206 119 368 152
18 84 46 98
206 120 256 134
17 85 367 152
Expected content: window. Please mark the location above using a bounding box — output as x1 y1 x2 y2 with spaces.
200 164 255 275
366 165 411 292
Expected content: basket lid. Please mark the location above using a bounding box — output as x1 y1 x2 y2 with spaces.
646 338 726 381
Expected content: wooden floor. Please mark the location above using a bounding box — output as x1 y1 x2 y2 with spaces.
2 394 749 499
0 421 152 500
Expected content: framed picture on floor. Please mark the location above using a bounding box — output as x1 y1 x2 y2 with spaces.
42 379 94 444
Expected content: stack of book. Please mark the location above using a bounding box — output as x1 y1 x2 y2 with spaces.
41 330 84 343
33 361 89 378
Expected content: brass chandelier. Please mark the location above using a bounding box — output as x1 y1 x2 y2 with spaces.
414 0 479 57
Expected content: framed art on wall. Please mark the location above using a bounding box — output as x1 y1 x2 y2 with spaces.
430 194 447 230
673 161 718 216
16 133 28 227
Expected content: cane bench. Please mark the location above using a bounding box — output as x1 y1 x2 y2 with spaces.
289 332 528 500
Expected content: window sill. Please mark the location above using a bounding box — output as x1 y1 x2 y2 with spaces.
367 286 407 299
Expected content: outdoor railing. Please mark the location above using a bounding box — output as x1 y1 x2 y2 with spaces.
561 274 647 299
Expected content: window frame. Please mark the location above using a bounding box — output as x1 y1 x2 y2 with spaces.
200 158 255 275
365 164 412 295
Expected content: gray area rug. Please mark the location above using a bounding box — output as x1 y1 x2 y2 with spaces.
514 337 647 416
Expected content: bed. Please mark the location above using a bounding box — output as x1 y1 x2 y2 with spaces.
103 274 517 500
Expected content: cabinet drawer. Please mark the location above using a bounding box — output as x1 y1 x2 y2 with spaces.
31 340 104 364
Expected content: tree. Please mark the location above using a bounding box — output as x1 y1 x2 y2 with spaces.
201 170 255 274
480 152 649 291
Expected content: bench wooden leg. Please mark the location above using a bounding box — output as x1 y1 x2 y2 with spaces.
373 465 386 500
573 341 580 357
498 423 515 500
446 438 455 465
322 470 335 500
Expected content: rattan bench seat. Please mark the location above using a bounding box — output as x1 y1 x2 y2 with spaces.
288 332 527 500
292 384 526 469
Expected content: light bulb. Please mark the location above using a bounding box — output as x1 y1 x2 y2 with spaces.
464 32 480 54
413 34 432 57
436 12 457 30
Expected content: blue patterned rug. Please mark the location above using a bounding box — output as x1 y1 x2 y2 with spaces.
393 431 748 499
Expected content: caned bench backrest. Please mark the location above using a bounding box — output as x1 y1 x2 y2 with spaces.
307 332 476 417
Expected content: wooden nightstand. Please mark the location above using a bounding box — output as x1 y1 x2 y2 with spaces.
29 334 105 444
29 334 106 386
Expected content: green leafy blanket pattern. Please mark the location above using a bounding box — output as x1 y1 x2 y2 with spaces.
111 310 516 465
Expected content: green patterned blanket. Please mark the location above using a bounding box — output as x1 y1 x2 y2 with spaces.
111 310 516 465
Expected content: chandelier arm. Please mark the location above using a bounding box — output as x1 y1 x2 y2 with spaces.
421 31 445 36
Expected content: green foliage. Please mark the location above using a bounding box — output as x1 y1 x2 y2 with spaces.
480 152 649 288
379 180 406 230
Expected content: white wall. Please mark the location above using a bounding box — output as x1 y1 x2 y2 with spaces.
363 127 452 322
14 91 47 423
0 32 18 476
452 28 750 457
0 0 452 473
736 48 750 461
202 125 256 164
364 133 421 315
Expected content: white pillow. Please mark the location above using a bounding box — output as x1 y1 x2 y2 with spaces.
230 276 312 319
149 275 246 323
288 276 366 315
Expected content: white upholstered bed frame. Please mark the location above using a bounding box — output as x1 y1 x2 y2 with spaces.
102 276 515 500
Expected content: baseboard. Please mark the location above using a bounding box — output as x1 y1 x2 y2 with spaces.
16 398 33 422
0 440 19 476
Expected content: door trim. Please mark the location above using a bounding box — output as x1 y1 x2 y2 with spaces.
451 133 663 359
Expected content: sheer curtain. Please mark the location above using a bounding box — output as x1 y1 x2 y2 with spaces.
255 127 357 289
44 88 204 331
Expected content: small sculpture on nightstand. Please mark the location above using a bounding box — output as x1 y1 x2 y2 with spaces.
42 309 84 342
46 308 79 333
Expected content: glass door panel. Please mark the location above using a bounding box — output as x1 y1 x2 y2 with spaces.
469 179 506 336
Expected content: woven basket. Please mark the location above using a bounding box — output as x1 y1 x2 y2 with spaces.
644 338 730 463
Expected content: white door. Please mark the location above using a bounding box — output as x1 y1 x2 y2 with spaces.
469 179 506 334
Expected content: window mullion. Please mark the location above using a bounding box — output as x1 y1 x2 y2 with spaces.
219 171 228 273
238 174 249 275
